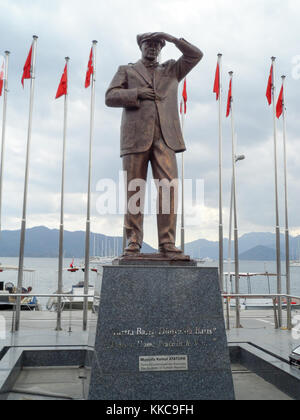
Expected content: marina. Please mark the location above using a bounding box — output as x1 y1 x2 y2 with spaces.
0 258 300 400
0 258 299 400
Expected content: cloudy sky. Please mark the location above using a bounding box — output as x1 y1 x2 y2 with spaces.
1 0 300 248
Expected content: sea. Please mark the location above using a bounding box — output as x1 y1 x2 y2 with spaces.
0 258 299 309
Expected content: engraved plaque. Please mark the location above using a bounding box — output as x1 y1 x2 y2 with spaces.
139 355 188 372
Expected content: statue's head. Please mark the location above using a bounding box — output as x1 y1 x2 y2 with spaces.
137 33 165 61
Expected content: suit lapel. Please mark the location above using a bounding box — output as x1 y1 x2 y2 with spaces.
132 60 153 86
154 65 165 89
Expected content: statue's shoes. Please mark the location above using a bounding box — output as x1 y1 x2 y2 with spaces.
159 244 183 254
124 242 141 255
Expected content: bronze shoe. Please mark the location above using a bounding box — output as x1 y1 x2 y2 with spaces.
124 242 141 255
159 243 183 254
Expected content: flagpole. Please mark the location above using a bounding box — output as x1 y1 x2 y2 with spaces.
56 57 70 332
226 154 245 330
83 41 97 332
181 106 185 254
217 53 224 292
281 75 291 329
226 175 234 330
0 51 10 234
229 71 241 329
122 227 127 254
15 36 38 332
271 57 282 328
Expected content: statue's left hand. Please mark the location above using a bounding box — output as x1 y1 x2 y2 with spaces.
149 32 178 44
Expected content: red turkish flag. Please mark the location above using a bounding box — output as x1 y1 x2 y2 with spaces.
213 62 220 100
226 79 232 118
21 45 32 87
180 78 187 115
0 59 4 96
85 48 94 88
266 64 273 105
55 63 68 99
276 84 284 119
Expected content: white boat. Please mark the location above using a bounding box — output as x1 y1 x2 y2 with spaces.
204 258 215 263
195 258 206 264
0 265 39 310
290 261 300 267
0 265 35 273
46 281 95 312
89 256 114 265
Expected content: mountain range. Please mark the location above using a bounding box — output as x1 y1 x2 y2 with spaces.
0 226 299 260
0 226 154 258
186 232 300 261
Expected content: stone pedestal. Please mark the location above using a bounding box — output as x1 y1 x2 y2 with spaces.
88 266 235 400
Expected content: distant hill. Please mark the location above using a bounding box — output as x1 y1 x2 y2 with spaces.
185 232 299 261
238 232 280 253
239 245 278 261
186 239 220 260
0 226 156 258
0 227 299 260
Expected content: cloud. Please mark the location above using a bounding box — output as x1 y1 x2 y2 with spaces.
0 0 300 247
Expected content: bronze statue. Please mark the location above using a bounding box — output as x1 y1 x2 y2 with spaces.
105 32 203 256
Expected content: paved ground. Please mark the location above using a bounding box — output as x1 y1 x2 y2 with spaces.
6 367 87 400
0 310 95 349
5 364 292 401
1 308 300 400
232 364 292 401
1 308 299 360
227 308 300 361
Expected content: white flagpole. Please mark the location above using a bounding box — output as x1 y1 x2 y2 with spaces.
83 41 97 332
281 75 291 329
0 51 10 234
56 57 70 332
217 53 224 292
15 36 38 332
271 57 282 328
226 175 234 330
181 100 185 254
226 154 245 329
229 71 241 329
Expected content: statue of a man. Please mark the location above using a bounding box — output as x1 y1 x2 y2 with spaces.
105 32 203 256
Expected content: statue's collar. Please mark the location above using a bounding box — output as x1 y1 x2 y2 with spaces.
141 59 159 69
132 60 164 87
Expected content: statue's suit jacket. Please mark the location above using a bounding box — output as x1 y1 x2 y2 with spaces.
105 39 203 157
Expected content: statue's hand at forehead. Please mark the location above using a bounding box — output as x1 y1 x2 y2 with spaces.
148 32 178 44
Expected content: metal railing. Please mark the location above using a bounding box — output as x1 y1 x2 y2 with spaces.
0 293 95 333
1 292 299 333
222 293 300 331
